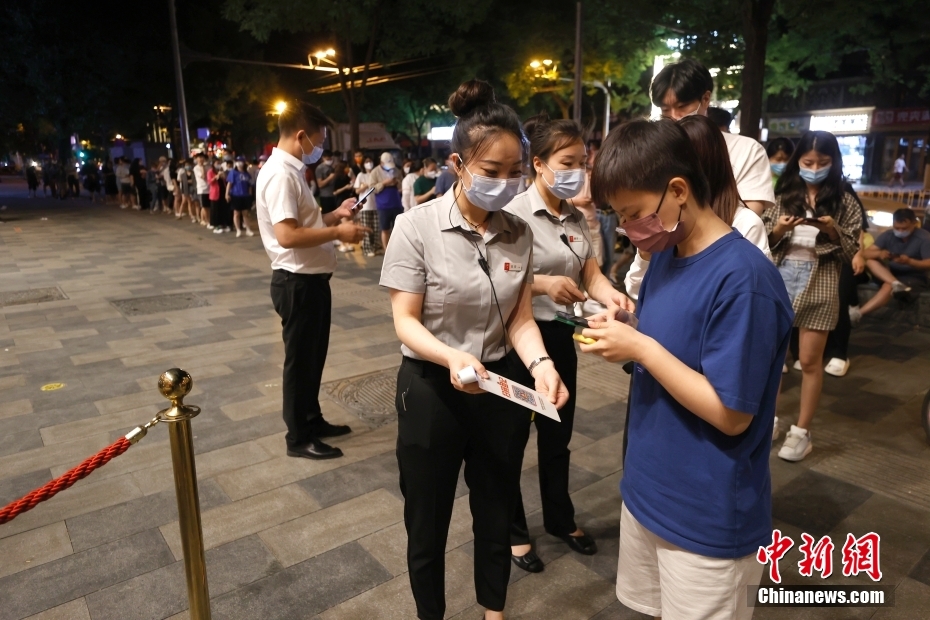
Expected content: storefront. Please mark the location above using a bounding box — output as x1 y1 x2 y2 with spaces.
870 108 930 184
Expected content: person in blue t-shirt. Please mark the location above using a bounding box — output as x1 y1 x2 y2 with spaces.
226 156 255 238
579 119 794 620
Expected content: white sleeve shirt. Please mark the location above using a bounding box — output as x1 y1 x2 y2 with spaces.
723 132 775 209
256 148 336 275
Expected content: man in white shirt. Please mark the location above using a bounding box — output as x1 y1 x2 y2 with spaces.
891 155 908 187
193 153 211 226
652 59 775 216
115 157 132 208
256 100 369 460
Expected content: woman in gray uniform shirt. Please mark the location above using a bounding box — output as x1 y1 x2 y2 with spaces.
381 79 568 620
505 114 636 572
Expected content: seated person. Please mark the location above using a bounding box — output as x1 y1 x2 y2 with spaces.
853 208 930 321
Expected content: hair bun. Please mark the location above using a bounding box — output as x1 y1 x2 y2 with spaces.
522 111 551 140
448 79 496 118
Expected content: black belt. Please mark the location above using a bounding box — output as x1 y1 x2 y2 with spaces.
272 269 332 281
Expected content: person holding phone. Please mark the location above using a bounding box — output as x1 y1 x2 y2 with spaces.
762 130 861 461
256 100 370 461
580 119 793 620
381 79 568 620
503 113 635 572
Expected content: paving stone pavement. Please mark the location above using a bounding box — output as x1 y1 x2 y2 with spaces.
0 183 929 619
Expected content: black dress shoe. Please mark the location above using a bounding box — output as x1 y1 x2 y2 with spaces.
558 532 597 555
311 421 352 438
511 549 544 573
286 438 344 460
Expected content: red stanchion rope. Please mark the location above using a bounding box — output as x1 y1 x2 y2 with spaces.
0 437 132 525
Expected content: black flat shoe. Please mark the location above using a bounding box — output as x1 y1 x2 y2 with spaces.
558 532 597 555
287 438 344 460
511 549 544 573
311 421 352 438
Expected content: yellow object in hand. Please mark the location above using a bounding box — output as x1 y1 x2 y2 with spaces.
573 333 597 345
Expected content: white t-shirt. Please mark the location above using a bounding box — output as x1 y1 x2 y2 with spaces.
401 173 418 212
785 209 818 262
162 166 175 191
256 148 336 275
624 205 772 300
723 132 775 210
193 163 209 194
894 158 907 174
115 163 130 184
354 171 375 211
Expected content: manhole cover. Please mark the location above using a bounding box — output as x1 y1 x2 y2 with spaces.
0 287 68 307
110 293 210 317
323 367 399 427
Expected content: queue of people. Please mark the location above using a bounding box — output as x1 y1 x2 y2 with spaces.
251 59 921 620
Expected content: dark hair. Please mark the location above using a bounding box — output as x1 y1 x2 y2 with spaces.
766 137 795 159
422 157 436 167
775 130 846 218
678 115 741 226
650 59 714 108
278 100 333 137
893 208 917 223
523 112 584 178
591 119 710 208
706 106 732 130
321 149 333 158
448 78 527 164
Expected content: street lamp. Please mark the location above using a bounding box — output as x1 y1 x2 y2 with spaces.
274 101 287 115
528 59 558 81
308 48 339 72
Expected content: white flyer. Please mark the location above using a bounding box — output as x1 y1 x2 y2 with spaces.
457 366 561 422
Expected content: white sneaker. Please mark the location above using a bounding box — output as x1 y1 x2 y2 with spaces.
224 227 232 233
778 425 812 462
206 225 214 230
824 357 849 377
773 416 781 441
848 305 862 326
175 214 182 219
793 360 802 371
338 244 355 253
245 228 255 237
365 252 375 257
213 227 223 234
782 363 788 374
132 205 141 210
120 204 128 209
891 280 912 295
236 229 242 238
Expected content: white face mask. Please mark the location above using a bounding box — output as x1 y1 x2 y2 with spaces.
403 165 411 174
459 158 523 212
425 169 439 179
541 161 586 200
363 162 373 171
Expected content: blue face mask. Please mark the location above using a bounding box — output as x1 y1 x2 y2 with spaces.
799 164 831 185
893 229 912 239
770 162 786 177
299 133 324 165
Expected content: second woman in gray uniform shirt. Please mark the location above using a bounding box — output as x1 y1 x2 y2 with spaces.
504 114 636 572
381 79 569 620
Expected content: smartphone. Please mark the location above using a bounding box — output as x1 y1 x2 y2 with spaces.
554 311 589 328
354 186 376 210
802 217 821 224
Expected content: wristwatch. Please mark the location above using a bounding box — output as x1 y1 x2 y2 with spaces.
527 356 552 374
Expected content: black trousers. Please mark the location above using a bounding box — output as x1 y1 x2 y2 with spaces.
270 270 332 448
511 320 578 545
824 262 866 361
396 355 531 619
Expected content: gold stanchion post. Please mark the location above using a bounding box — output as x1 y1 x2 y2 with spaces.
157 368 211 620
